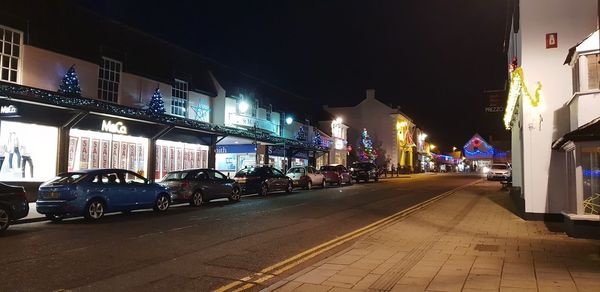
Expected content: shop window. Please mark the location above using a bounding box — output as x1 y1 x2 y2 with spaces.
171 79 188 117
0 26 22 83
581 146 600 215
97 57 122 103
155 140 209 180
0 121 58 182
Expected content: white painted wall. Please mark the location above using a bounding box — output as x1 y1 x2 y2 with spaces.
120 72 170 109
519 0 597 213
570 92 600 129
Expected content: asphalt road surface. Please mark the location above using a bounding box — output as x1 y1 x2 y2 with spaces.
0 173 481 291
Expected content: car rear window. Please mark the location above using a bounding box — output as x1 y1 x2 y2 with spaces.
47 173 87 185
162 171 191 181
236 167 260 177
320 166 336 171
492 164 508 169
352 163 372 169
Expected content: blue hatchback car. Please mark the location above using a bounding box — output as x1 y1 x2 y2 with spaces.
36 169 171 221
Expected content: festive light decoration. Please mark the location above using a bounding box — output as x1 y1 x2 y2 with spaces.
295 126 307 141
359 128 378 162
472 138 482 148
147 88 166 116
58 65 81 97
503 67 543 129
190 103 211 121
0 83 329 151
312 128 322 146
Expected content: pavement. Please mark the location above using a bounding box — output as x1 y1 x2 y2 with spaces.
265 180 600 292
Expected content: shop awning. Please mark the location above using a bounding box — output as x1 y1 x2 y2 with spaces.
552 117 600 150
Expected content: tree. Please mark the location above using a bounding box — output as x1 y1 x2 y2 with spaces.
295 126 307 141
147 88 166 116
312 128 322 147
359 128 378 162
58 65 81 97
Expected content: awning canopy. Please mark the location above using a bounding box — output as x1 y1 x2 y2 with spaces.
552 117 600 150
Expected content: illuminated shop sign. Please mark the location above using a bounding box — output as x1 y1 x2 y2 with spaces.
0 105 18 116
229 113 278 134
101 120 128 135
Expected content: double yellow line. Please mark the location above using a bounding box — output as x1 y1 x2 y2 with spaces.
215 180 479 292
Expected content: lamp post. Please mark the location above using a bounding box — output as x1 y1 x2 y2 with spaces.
282 116 293 172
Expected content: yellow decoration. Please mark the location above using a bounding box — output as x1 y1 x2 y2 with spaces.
503 67 543 129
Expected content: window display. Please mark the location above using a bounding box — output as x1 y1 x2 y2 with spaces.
69 128 148 177
0 121 58 181
155 140 208 179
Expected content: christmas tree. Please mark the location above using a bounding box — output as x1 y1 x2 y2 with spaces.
360 128 377 162
58 65 81 97
147 88 166 116
312 129 322 146
295 126 306 141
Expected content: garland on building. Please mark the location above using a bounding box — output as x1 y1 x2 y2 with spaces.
147 88 166 116
312 128 322 146
295 126 307 141
503 66 543 129
359 128 377 162
58 65 81 97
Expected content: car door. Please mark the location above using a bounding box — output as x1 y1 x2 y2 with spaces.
271 168 287 190
193 170 219 200
339 165 350 182
102 171 135 210
123 171 153 207
208 170 231 198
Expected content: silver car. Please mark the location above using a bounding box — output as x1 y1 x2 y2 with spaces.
286 166 325 190
159 169 241 206
486 163 512 181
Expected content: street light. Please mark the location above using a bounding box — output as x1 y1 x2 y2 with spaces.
452 146 457 152
238 100 249 113
285 116 293 125
430 144 436 151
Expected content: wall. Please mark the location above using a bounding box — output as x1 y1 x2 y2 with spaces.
519 0 597 213
21 45 98 98
120 72 170 109
570 92 600 129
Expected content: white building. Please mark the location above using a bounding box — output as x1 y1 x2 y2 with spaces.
505 0 600 235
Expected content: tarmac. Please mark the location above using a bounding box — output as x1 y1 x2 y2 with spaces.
265 180 600 292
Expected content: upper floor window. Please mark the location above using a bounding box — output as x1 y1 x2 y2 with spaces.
266 104 272 121
98 57 122 102
171 79 188 117
0 26 22 83
585 53 599 91
252 98 258 117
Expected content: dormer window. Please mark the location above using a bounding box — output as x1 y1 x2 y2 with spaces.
577 53 600 91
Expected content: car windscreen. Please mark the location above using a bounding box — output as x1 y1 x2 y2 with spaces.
320 166 336 171
236 167 260 177
492 164 508 170
162 171 192 181
351 163 371 170
47 173 87 185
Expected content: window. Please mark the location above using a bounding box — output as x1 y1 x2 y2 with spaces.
124 171 147 184
581 146 600 215
0 26 22 83
209 170 227 180
586 54 599 90
98 57 122 102
272 168 284 177
171 79 188 117
252 98 258 117
92 172 123 184
266 104 272 121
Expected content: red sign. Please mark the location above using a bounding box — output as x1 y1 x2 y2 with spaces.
546 33 558 49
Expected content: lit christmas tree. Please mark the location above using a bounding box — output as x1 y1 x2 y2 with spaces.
312 128 322 146
360 128 377 162
147 88 166 116
58 65 81 97
295 126 306 141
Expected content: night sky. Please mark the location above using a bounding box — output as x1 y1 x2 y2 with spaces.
79 0 510 152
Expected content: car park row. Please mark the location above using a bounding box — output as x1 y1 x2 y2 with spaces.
0 162 381 232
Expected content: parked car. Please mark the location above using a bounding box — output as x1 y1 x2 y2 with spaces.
286 166 325 189
36 169 171 221
320 164 353 186
159 169 241 206
0 182 29 232
234 166 293 196
487 163 512 181
350 162 379 183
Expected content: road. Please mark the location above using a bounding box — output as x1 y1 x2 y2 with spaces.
0 173 480 291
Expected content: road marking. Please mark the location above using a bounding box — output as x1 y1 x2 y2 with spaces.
214 179 481 292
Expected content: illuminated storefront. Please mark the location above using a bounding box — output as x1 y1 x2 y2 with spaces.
215 144 257 177
330 118 348 166
155 140 208 180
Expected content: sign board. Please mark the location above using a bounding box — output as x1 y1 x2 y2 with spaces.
484 90 506 113
0 105 19 117
101 120 128 135
229 113 278 134
546 33 558 49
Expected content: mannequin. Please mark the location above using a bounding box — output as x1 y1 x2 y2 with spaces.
8 132 20 169
21 144 33 178
0 144 5 171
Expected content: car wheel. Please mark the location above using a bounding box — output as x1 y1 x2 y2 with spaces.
286 182 293 193
306 180 312 190
84 199 105 221
153 194 170 212
374 176 379 182
0 206 10 232
46 214 64 222
260 183 269 196
229 187 241 202
190 191 203 207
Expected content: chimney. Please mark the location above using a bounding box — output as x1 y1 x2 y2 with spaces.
366 89 375 100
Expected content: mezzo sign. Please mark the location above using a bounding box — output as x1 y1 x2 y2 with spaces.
101 120 128 135
0 105 17 114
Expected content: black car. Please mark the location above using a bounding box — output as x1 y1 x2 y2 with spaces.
234 166 293 196
159 169 241 206
0 182 29 232
350 162 380 183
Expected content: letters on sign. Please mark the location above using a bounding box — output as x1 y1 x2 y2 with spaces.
0 105 17 114
101 120 128 135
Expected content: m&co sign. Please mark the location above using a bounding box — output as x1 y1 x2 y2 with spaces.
101 120 128 135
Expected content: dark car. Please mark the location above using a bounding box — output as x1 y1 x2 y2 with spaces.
36 169 171 221
234 166 293 196
320 164 353 186
350 162 379 183
0 182 29 232
159 169 241 206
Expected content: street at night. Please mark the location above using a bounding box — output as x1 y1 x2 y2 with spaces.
2 174 479 291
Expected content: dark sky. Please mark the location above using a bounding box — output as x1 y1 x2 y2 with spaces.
79 0 509 152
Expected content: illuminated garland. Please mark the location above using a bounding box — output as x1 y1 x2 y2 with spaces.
503 67 543 129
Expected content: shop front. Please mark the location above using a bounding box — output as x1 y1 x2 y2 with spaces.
266 145 309 172
215 144 257 177
153 128 212 180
